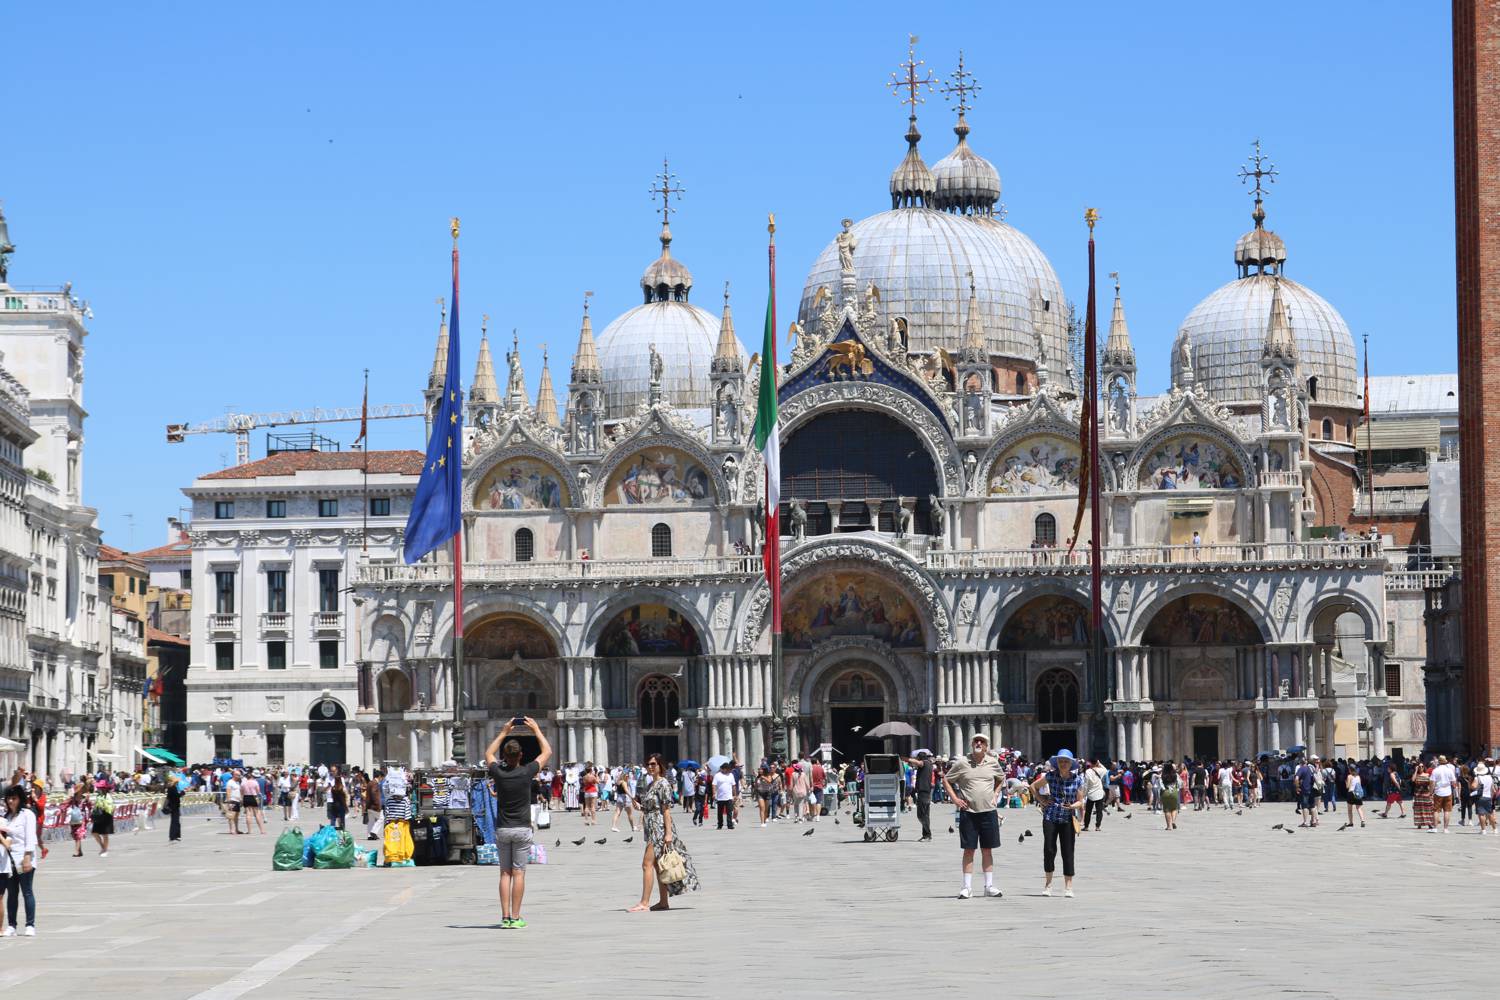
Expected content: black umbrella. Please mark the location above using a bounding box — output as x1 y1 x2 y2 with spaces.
864 721 921 739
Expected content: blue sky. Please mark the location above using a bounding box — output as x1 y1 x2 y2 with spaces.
4 3 1454 548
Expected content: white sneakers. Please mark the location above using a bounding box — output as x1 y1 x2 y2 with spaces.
984 885 1002 898
21 927 33 937
99 851 109 858
1040 886 1052 897
956 886 972 899
1064 889 1075 898
2 927 13 937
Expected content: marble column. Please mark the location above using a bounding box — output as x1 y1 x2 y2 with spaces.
1269 712 1281 751
1372 712 1386 756
1292 713 1305 749
1142 717 1154 759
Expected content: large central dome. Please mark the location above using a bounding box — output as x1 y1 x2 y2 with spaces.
799 209 1070 369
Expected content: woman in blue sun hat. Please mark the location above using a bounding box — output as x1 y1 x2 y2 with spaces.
1029 749 1087 898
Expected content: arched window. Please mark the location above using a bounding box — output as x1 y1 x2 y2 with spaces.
1034 513 1057 546
514 527 534 563
638 675 681 731
1307 376 1319 400
1320 418 1333 440
1015 371 1027 395
1345 420 1354 441
1036 668 1080 725
491 669 541 712
651 523 672 558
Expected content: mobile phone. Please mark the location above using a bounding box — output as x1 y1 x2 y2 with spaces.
511 717 527 727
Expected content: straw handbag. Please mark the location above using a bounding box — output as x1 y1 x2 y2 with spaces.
656 845 686 885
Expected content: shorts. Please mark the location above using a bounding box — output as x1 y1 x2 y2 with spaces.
1477 798 1494 816
228 801 241 814
495 826 533 870
1385 792 1401 805
243 796 260 809
957 810 1001 851
1435 793 1454 810
1347 793 1364 806
1298 793 1317 812
92 813 115 835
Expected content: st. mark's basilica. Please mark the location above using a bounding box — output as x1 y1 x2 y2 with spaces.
351 49 1393 771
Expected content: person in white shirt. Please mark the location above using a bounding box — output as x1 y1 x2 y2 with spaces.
1430 756 1458 833
711 763 737 830
1218 761 1235 810
0 785 38 936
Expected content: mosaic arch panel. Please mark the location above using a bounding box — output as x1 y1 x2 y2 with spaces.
1139 434 1245 490
466 614 559 659
487 667 554 712
783 571 924 650
988 434 1081 496
596 604 702 657
474 457 568 510
603 448 712 506
998 595 1089 649
1143 594 1261 646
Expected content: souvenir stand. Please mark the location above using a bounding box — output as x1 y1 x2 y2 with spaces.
410 766 494 865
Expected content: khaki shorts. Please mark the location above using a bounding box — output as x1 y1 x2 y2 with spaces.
495 826 533 870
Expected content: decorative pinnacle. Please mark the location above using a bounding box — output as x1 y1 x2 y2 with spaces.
889 34 935 123
1110 270 1120 293
1238 139 1278 204
450 217 460 244
583 289 593 315
649 158 685 229
940 50 980 131
1085 207 1099 232
481 313 489 336
724 279 731 305
436 296 446 323
966 267 976 299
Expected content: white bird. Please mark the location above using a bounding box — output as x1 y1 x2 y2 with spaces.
673 719 684 728
850 725 863 733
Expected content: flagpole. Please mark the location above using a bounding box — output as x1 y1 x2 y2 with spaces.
767 213 784 762
1084 208 1107 761
361 368 369 554
450 218 467 766
1363 333 1374 529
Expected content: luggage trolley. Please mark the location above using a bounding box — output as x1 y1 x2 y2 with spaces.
861 753 901 842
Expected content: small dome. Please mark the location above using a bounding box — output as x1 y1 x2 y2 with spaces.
1175 274 1356 407
597 301 745 415
640 224 693 303
931 127 1000 216
1234 200 1286 275
800 207 1069 370
889 121 936 209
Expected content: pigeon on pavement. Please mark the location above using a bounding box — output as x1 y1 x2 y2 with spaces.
802 828 815 837
624 836 634 843
594 838 608 845
572 838 586 846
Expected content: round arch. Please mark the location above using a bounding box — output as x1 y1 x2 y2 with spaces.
776 384 964 496
1126 424 1255 492
464 437 579 513
376 668 413 713
307 697 348 768
1307 591 1379 643
484 664 556 713
1126 583 1269 646
1140 593 1266 647
465 611 562 660
587 593 707 658
779 408 940 529
591 423 727 507
989 587 1120 649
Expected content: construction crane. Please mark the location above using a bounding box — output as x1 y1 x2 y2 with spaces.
167 404 427 466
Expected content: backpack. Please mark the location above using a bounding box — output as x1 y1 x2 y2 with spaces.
1311 769 1325 793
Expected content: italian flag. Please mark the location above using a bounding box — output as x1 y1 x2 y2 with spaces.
752 246 782 633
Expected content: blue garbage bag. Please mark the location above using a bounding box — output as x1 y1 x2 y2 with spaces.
303 824 338 867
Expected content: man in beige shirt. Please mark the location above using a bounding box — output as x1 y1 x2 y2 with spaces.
941 733 1005 899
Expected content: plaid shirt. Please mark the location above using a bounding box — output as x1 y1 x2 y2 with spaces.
1043 770 1083 824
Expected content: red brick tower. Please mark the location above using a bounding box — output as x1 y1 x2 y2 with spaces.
1455 0 1500 752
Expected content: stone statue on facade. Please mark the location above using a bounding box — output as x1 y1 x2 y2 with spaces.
750 498 765 552
721 454 739 502
896 504 912 537
963 451 978 493
836 218 858 273
649 343 664 386
789 498 808 542
929 494 945 537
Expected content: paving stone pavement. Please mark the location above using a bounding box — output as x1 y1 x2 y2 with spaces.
19 799 1494 998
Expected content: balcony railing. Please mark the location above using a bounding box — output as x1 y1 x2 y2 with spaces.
1259 471 1301 487
1385 568 1455 592
357 554 762 587
313 611 344 635
926 538 1382 572
260 611 290 636
1353 488 1429 514
110 632 146 660
207 612 238 635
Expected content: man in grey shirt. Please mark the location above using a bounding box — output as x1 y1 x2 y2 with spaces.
941 733 1004 899
485 717 552 929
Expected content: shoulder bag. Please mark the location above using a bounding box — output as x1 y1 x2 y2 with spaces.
656 845 686 885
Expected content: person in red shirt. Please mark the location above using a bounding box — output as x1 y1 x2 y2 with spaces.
809 760 826 821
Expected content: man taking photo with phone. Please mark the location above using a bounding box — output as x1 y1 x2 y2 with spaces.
485 716 552 930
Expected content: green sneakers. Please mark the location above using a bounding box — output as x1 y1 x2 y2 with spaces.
510 918 528 929
500 917 528 930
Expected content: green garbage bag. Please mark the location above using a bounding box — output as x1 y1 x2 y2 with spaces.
313 829 356 870
272 827 305 871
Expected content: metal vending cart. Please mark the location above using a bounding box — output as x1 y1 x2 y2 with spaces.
861 754 901 842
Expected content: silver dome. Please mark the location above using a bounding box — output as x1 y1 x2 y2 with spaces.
597 301 746 415
1175 274 1356 407
931 135 1001 216
799 207 1070 371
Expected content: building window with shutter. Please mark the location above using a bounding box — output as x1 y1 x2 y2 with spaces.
215 571 235 614
319 640 339 669
267 641 286 670
1385 663 1402 698
1034 513 1057 546
215 642 234 671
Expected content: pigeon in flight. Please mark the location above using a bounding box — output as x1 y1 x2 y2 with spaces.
851 725 863 733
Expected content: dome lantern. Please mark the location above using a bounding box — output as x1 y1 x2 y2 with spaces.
887 36 937 209
641 159 693 303
1234 139 1287 277
931 51 1001 217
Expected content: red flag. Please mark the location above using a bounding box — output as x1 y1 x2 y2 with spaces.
1069 214 1099 555
354 372 369 445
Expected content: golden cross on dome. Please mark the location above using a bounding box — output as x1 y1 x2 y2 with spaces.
1238 139 1278 200
940 50 979 119
888 35 934 116
649 158 685 228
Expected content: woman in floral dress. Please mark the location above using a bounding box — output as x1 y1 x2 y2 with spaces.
628 753 699 912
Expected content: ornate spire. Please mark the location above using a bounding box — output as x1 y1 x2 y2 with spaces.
931 51 1000 216
571 291 602 384
505 330 528 409
0 201 14 287
1103 272 1136 369
712 281 743 374
427 297 448 392
470 315 498 403
961 268 987 360
888 35 936 209
1262 276 1298 362
642 159 693 302
534 345 561 427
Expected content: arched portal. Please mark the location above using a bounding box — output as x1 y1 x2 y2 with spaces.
781 409 940 534
638 674 682 763
1035 667 1080 758
822 666 892 764
308 699 347 767
377 669 412 713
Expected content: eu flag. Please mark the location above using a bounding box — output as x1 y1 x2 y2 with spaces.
404 260 463 563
